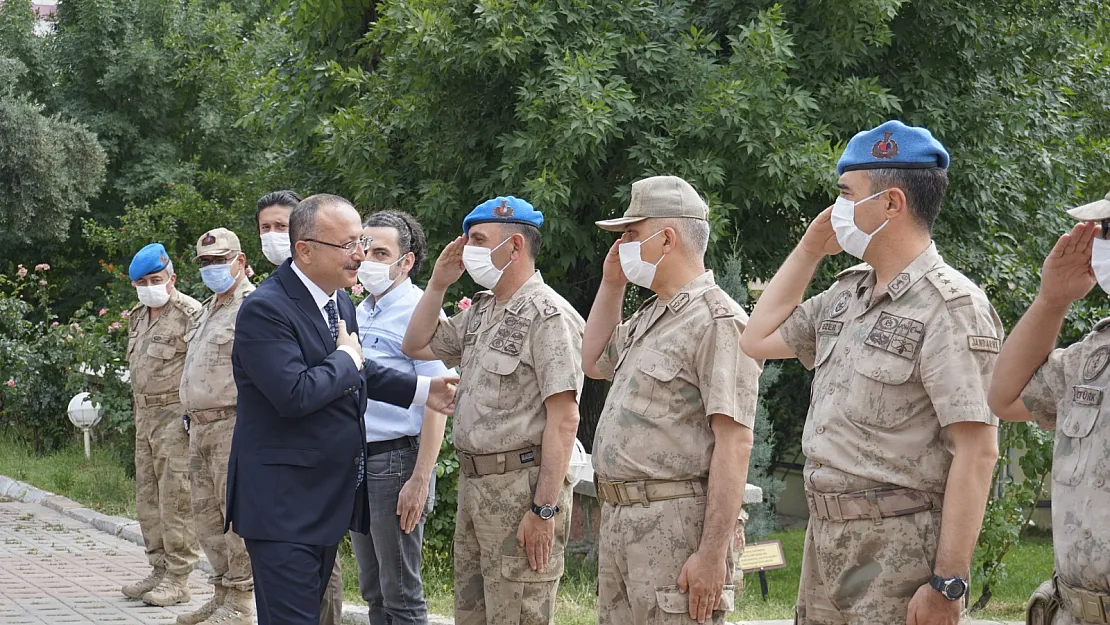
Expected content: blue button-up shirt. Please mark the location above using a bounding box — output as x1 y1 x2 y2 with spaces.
357 279 452 443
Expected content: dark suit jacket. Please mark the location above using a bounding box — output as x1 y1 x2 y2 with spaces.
226 259 417 545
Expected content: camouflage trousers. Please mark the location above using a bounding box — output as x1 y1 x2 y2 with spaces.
189 417 252 591
598 496 738 625
797 508 969 624
134 404 198 577
453 467 572 625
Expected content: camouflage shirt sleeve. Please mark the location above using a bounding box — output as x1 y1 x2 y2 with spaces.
1021 347 1068 431
428 306 469 370
594 318 631 382
531 310 585 402
695 316 762 429
920 294 1004 427
779 287 833 370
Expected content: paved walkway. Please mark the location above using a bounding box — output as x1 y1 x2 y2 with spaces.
0 498 218 624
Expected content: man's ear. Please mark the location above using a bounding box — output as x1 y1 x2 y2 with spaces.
661 227 678 254
884 187 909 220
511 233 526 260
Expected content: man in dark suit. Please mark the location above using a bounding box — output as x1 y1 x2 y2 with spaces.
227 194 457 625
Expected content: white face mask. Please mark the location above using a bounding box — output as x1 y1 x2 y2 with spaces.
463 238 512 289
136 283 171 308
831 190 891 260
618 230 665 289
1091 237 1110 295
357 257 404 297
261 231 291 265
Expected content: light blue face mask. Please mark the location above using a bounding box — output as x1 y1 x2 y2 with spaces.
200 262 237 294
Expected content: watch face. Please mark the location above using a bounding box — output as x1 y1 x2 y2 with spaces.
539 506 555 520
947 578 967 599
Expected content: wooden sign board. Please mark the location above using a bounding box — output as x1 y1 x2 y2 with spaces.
739 540 787 573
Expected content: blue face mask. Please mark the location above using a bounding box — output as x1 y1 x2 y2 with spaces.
200 262 238 294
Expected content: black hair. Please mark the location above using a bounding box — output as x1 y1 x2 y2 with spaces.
500 223 541 259
289 194 352 252
255 190 302 228
867 168 949 231
363 210 429 278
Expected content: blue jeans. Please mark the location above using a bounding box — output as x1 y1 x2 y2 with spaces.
349 443 435 625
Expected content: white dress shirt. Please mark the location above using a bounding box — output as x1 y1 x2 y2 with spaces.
291 261 429 405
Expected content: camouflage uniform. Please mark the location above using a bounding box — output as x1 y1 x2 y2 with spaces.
779 243 1002 624
126 289 202 588
592 271 760 624
180 277 256 596
1020 317 1110 625
428 271 584 625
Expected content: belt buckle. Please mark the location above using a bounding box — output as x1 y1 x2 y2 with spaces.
865 490 883 525
627 480 648 507
825 494 844 521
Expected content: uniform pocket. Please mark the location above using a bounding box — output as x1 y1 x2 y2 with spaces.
500 552 564 582
1052 388 1101 487
479 352 521 409
147 342 177 360
630 349 682 416
849 349 917 428
653 585 736 621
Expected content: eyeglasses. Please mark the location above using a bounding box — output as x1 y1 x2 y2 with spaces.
305 236 371 253
196 254 238 268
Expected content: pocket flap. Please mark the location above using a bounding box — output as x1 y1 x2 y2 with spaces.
854 351 915 385
500 552 564 582
146 342 177 360
1061 389 1100 439
481 352 520 376
638 349 681 382
257 447 321 467
654 584 736 615
214 328 235 345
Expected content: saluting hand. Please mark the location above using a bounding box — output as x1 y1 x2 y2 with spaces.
799 206 843 258
601 240 628 288
429 236 467 291
1040 221 1099 308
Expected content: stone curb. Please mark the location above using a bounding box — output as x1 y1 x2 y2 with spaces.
0 472 452 624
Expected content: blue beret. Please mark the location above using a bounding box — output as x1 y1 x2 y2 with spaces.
463 196 543 235
129 243 171 281
837 120 950 175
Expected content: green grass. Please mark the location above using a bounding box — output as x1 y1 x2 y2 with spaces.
0 436 135 518
0 437 1052 622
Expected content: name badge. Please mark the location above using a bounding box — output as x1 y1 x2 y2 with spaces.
818 320 843 336
1072 385 1103 406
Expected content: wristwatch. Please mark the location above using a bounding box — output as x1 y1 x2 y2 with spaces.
530 502 560 521
929 575 968 601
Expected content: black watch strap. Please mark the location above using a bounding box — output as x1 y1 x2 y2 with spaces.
530 502 559 520
929 575 968 601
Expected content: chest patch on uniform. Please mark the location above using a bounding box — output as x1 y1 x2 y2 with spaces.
865 312 925 360
519 450 535 464
829 291 852 318
466 307 485 334
968 336 1001 353
818 320 843 335
490 313 529 357
670 292 691 313
1083 345 1110 382
1073 385 1103 406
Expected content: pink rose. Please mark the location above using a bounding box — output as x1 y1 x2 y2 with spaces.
35 263 50 272
458 297 472 310
70 322 80 329
120 310 132 318
5 379 14 388
108 322 121 332
350 284 365 295
16 265 27 278
98 308 107 316
38 280 48 286
51 321 59 327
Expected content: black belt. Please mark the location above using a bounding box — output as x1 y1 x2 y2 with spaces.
366 436 418 457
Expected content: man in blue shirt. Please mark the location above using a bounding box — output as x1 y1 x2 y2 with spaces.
351 210 452 625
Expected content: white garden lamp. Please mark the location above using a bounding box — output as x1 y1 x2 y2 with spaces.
67 392 102 459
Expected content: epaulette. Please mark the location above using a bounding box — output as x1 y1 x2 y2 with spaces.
836 263 872 279
534 296 562 320
923 265 979 304
702 287 738 319
1093 317 1110 333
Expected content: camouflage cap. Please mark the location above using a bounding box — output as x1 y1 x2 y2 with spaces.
596 176 709 232
1066 191 1110 222
194 227 241 259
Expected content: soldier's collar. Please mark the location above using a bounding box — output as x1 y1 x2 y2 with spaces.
504 271 545 315
854 243 941 301
663 271 715 314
